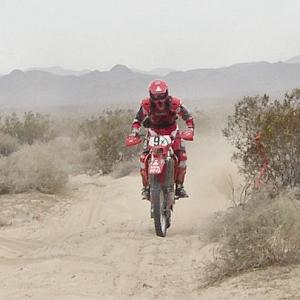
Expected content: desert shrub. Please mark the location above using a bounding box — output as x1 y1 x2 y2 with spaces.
204 187 300 285
223 92 300 188
80 110 140 174
293 88 300 98
0 132 19 156
0 143 68 194
204 90 300 284
78 115 103 139
0 111 55 145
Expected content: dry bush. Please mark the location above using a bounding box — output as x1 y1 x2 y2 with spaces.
0 111 55 145
0 135 101 195
204 187 300 285
0 132 19 156
0 143 68 194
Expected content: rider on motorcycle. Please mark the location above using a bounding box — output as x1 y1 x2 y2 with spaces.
130 79 195 200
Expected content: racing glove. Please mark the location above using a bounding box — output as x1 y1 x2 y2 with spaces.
181 127 194 141
129 127 141 137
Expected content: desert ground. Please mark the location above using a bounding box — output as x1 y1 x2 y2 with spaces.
0 135 299 300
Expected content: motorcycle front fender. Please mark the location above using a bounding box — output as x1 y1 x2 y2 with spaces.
148 159 165 175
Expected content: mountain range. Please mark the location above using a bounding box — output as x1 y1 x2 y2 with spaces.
131 68 177 76
285 55 300 64
27 66 91 76
0 58 300 109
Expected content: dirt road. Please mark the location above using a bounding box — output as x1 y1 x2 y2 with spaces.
0 136 299 299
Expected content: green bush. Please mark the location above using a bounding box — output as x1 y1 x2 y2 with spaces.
80 110 140 174
223 92 300 188
78 115 103 139
0 111 55 145
205 90 300 285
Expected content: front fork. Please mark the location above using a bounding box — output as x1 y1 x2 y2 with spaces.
149 157 175 218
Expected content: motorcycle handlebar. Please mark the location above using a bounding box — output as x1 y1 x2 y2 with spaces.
137 130 193 141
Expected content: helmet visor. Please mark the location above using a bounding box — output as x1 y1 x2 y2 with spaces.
150 92 168 101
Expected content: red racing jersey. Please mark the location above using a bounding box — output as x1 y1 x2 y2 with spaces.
132 96 194 131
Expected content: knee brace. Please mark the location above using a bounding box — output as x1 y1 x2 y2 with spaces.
140 153 149 187
177 150 187 167
175 150 187 184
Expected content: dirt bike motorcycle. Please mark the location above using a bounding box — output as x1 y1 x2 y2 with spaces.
125 129 193 237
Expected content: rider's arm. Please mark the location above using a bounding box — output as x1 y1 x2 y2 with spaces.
131 106 147 132
178 104 194 129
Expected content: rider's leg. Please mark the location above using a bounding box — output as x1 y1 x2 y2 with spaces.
175 142 189 198
140 148 150 199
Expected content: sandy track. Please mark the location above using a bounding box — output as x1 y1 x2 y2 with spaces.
1 136 298 299
0 172 209 300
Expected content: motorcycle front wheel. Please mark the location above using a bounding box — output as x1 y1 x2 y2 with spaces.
151 186 168 237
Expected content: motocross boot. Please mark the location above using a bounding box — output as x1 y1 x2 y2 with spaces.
175 164 189 198
141 186 150 200
175 184 189 198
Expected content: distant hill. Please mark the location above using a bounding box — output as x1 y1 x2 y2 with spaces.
0 65 154 107
132 68 177 76
0 62 300 109
166 61 300 100
151 68 177 76
27 66 91 76
285 55 300 64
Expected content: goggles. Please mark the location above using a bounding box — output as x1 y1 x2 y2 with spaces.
150 92 168 101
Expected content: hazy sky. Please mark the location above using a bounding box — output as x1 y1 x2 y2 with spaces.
0 0 300 73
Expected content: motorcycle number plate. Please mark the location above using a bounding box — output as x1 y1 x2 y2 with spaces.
149 159 164 174
149 135 172 147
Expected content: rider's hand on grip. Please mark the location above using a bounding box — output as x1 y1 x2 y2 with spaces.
181 128 194 141
129 127 140 137
125 134 142 147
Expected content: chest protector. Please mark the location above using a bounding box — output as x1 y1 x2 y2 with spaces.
141 97 181 129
